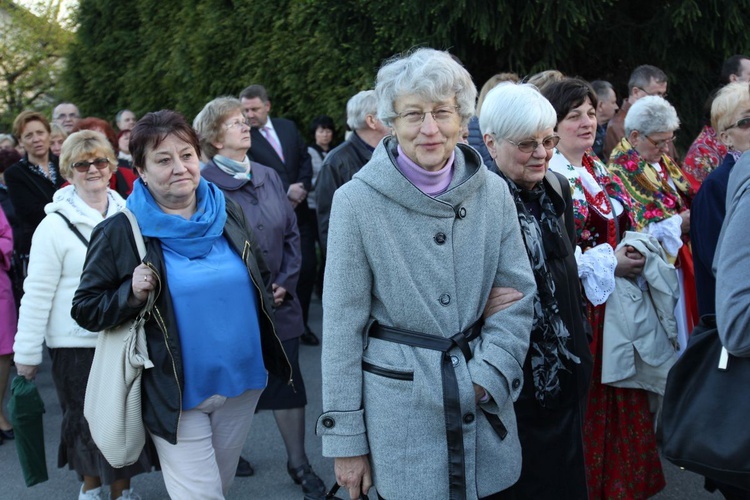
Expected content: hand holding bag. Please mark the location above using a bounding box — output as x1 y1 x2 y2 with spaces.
83 208 155 468
661 315 750 491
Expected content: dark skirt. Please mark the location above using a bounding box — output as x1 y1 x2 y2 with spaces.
48 347 157 483
256 338 307 410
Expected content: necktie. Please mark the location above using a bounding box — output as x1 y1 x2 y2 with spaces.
261 126 285 162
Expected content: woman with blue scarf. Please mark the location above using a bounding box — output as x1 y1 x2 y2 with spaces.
72 110 292 499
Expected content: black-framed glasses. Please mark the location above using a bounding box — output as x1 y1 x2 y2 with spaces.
636 87 668 99
71 157 110 172
224 118 251 130
506 134 560 153
724 117 750 132
644 134 676 149
394 106 459 125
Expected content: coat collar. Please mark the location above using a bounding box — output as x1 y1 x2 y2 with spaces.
201 159 268 191
353 136 485 218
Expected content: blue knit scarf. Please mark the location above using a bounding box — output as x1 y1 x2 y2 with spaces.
126 178 227 259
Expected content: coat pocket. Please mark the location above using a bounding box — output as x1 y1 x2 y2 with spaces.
362 360 414 381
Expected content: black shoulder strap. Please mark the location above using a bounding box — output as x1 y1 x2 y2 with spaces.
544 170 566 227
54 212 88 247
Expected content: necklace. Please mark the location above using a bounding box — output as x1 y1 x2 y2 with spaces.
581 153 619 246
580 154 612 215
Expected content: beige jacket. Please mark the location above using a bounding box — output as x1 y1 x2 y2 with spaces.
601 231 680 394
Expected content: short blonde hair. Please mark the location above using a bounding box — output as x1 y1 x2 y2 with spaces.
50 122 68 141
711 82 750 132
193 96 244 159
59 130 117 180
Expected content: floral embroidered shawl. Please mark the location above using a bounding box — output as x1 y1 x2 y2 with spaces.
683 125 727 184
607 138 693 231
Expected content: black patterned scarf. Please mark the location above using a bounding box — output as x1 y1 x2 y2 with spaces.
499 172 581 407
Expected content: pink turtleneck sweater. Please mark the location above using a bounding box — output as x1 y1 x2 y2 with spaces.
395 145 455 196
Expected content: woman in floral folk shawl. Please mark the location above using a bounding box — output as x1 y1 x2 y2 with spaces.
607 95 698 349
543 79 666 499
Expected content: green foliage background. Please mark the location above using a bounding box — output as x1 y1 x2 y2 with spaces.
62 0 750 149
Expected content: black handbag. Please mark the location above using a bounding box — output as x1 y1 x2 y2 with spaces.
661 315 750 491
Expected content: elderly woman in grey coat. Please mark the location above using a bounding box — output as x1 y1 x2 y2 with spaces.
317 48 536 500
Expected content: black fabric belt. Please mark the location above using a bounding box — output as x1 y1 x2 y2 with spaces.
368 318 506 500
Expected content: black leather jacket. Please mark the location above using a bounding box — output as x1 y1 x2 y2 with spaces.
72 199 292 444
314 131 374 251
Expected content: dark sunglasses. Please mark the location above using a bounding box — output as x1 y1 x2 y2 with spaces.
725 117 750 132
72 157 111 172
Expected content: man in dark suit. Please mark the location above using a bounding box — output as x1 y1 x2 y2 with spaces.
239 85 319 346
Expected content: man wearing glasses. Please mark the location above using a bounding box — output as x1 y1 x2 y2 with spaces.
602 65 677 161
52 102 81 134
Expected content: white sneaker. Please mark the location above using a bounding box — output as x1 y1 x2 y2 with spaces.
113 488 141 500
79 485 102 500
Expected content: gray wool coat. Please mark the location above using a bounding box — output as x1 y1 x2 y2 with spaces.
316 137 536 499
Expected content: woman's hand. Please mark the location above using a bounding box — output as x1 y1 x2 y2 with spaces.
473 383 490 404
680 209 691 235
16 363 38 381
335 455 372 500
130 263 156 306
483 287 524 319
271 283 286 306
614 245 645 278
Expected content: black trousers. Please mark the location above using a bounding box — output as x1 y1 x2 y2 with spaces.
295 206 317 326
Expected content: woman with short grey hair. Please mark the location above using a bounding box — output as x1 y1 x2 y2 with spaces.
608 95 697 350
480 82 592 500
194 96 327 498
318 48 536 500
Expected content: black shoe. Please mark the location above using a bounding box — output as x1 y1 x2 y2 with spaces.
235 456 254 477
287 462 326 498
300 327 320 346
0 429 14 440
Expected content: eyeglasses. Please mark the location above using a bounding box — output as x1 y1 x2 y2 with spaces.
724 117 750 132
71 157 111 172
506 135 560 153
644 134 676 149
394 106 459 125
54 113 80 120
224 118 251 130
636 87 668 99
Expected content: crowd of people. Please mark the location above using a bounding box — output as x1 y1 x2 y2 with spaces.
0 48 749 500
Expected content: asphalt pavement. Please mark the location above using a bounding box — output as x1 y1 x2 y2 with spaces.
0 297 720 499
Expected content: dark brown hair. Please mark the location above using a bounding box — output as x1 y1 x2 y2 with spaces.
129 110 201 171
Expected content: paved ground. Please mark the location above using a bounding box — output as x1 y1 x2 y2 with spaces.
0 297 721 499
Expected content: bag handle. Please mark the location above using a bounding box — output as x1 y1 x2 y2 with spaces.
121 207 156 313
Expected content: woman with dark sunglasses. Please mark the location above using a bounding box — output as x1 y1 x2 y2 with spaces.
13 131 154 500
692 82 750 318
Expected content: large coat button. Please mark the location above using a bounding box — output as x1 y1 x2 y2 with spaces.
463 413 475 424
512 379 521 390
457 207 467 219
450 355 459 367
439 294 451 306
434 232 447 245
322 417 335 428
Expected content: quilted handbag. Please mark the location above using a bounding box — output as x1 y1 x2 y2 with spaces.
661 315 750 491
83 208 155 468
